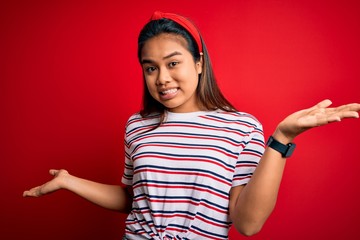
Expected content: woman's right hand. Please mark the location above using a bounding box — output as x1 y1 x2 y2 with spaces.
23 169 132 211
23 169 69 197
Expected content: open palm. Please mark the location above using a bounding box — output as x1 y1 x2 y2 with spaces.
23 169 69 197
277 99 360 141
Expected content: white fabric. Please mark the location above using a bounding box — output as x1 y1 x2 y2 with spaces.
122 110 265 239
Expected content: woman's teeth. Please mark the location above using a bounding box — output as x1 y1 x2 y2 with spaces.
161 88 178 95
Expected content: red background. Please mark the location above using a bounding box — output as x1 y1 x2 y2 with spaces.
1 0 360 239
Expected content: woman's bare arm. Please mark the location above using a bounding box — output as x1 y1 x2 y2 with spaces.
23 169 132 212
229 100 360 236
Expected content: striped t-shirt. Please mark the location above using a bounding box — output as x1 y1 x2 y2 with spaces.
121 110 265 239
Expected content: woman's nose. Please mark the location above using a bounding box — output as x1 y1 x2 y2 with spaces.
156 68 171 85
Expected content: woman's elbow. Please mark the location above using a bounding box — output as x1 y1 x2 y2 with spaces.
239 228 262 237
234 221 264 237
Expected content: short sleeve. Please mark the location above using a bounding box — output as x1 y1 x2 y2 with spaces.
121 131 134 186
232 123 265 187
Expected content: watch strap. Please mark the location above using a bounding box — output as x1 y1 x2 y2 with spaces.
266 136 296 158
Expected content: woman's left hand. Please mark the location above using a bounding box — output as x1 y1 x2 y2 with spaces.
274 99 360 143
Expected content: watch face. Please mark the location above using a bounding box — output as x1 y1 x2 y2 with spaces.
285 143 296 158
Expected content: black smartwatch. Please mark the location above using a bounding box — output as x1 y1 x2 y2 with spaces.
266 136 296 158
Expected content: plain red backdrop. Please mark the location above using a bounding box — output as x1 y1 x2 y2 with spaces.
1 0 359 239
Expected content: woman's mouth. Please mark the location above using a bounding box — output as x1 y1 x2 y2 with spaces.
160 88 179 100
161 88 178 95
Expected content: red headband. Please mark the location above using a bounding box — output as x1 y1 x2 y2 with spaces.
151 11 203 53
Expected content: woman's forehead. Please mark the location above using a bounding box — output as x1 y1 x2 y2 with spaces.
141 33 189 59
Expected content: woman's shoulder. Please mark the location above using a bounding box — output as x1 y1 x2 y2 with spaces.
126 112 142 122
125 112 160 129
211 110 262 128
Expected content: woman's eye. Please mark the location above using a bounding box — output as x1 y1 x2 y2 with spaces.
169 62 178 67
146 66 156 73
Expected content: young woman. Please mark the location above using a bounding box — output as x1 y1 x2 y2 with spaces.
23 11 360 239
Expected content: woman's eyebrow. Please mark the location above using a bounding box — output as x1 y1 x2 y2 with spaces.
141 51 182 64
163 51 182 60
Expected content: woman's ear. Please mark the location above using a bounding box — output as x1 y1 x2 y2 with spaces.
196 52 204 74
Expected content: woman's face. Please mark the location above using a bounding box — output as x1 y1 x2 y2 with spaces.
140 33 203 113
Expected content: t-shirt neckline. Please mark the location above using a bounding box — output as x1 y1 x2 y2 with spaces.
165 110 219 120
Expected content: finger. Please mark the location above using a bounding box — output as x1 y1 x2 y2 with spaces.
306 99 333 114
333 111 359 120
349 103 360 112
23 186 42 197
49 169 59 176
312 102 360 118
315 99 333 109
336 103 360 112
316 111 359 125
326 115 341 123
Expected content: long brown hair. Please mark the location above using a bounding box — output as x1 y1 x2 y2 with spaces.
137 17 236 124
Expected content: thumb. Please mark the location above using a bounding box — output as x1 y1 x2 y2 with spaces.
49 169 59 176
314 99 332 109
